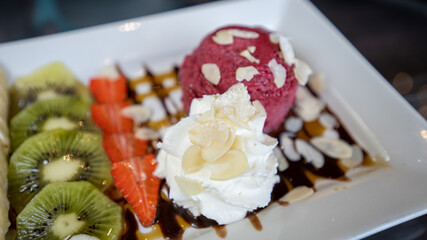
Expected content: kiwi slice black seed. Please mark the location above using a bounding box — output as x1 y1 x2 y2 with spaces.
10 96 98 151
8 129 112 213
17 181 123 240
9 62 92 117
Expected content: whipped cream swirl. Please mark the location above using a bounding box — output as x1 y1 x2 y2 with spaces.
155 83 279 225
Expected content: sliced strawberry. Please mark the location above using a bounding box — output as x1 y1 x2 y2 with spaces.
91 102 133 134
90 75 127 104
111 154 160 226
103 133 148 163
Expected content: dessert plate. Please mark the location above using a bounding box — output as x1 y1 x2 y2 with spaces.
0 0 426 239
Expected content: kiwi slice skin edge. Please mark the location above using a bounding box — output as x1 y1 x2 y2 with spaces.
8 129 112 213
10 96 98 151
9 62 92 118
17 181 123 240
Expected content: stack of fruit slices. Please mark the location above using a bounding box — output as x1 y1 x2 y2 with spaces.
7 62 123 240
89 66 162 227
0 68 11 238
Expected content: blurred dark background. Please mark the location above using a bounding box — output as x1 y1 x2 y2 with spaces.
0 0 426 239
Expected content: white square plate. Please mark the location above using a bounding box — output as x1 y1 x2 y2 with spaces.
1 0 426 239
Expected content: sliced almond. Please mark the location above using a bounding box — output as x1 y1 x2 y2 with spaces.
212 29 259 45
319 112 337 129
182 145 205 174
295 139 325 169
307 73 325 94
311 137 353 159
279 36 295 65
201 63 221 85
274 147 289 171
208 149 248 181
279 133 300 161
201 129 235 162
294 59 313 86
322 129 339 139
240 49 260 64
175 176 205 196
189 120 230 147
340 145 363 169
269 33 280 44
285 116 303 133
295 87 326 122
189 123 213 147
280 186 314 204
198 109 215 123
268 59 287 88
236 66 259 82
134 127 160 140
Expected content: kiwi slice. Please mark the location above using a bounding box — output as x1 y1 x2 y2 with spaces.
10 96 97 151
16 181 123 240
9 62 92 117
8 129 112 213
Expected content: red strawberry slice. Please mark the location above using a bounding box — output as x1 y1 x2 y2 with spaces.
103 133 148 163
90 75 128 104
111 154 161 226
91 102 133 134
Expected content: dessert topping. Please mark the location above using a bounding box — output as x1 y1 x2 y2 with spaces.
340 145 364 168
268 58 287 88
311 137 353 159
201 63 221 85
212 29 259 45
279 36 296 65
294 58 313 86
295 87 326 122
236 66 259 82
240 46 260 64
280 186 314 204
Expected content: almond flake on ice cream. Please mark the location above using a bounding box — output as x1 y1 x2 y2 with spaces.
212 29 259 45
279 36 296 65
240 46 260 64
269 33 280 44
236 66 259 82
155 83 279 225
201 63 221 85
268 58 287 88
294 58 313 86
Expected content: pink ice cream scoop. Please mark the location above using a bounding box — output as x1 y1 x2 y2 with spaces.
179 25 299 133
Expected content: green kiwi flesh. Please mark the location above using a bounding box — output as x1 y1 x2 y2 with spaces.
9 62 92 117
8 129 112 213
10 96 97 151
17 181 123 240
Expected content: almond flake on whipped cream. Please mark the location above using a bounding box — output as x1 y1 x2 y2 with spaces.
236 66 259 82
212 29 259 45
201 63 221 85
268 58 287 88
